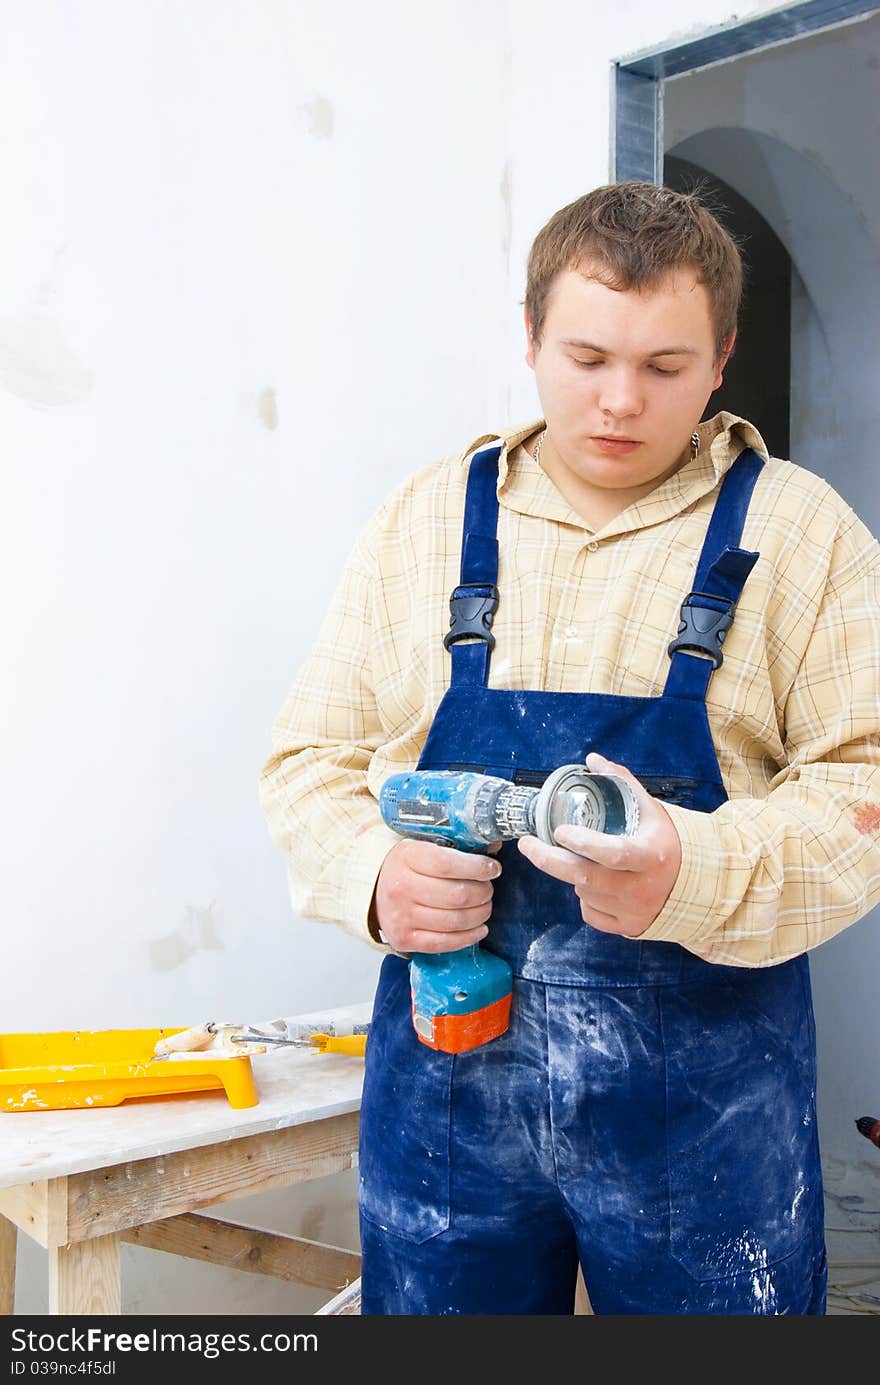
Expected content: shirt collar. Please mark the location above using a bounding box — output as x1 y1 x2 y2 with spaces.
458 412 771 538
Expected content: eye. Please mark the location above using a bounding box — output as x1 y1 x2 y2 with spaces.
650 366 681 376
572 358 601 369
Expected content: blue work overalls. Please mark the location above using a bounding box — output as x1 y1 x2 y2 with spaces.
358 443 827 1315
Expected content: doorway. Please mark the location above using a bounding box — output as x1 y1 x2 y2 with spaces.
664 155 791 457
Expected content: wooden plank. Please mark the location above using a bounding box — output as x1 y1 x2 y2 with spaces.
67 1111 359 1242
0 1215 17 1315
0 1180 69 1249
574 1266 594 1315
121 1213 361 1290
48 1233 120 1315
316 1275 361 1315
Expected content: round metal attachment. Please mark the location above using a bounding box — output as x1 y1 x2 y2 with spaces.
533 764 639 845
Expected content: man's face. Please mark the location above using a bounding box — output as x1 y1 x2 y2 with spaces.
525 265 734 505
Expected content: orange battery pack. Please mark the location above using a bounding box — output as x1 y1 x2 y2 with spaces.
412 993 512 1053
0 1027 259 1112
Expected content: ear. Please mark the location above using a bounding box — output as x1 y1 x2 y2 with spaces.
524 308 537 370
713 330 736 389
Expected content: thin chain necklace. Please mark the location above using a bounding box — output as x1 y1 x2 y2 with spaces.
533 427 700 464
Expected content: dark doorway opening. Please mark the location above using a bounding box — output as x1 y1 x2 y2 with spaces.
664 154 792 459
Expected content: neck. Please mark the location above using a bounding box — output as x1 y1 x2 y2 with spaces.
529 430 693 530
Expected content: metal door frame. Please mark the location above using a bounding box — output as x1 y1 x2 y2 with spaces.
612 0 880 182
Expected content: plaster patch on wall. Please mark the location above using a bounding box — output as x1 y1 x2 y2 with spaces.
500 160 512 262
0 313 94 407
35 242 71 307
258 387 279 431
298 94 335 139
149 901 225 972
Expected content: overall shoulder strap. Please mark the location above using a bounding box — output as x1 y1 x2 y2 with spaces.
444 443 502 689
663 447 765 702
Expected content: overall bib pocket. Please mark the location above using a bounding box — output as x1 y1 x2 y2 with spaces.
660 966 822 1283
359 957 453 1245
636 774 701 808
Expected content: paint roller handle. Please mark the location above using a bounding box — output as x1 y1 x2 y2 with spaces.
309 1033 368 1057
152 1022 222 1056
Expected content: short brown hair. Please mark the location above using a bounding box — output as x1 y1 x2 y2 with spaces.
525 180 744 364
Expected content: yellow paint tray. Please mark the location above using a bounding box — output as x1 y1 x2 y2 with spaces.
0 1027 259 1112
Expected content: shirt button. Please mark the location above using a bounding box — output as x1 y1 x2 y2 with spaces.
587 541 599 552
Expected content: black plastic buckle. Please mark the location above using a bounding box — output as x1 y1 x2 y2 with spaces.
667 591 734 669
443 584 499 651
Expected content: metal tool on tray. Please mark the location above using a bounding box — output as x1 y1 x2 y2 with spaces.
229 1025 368 1057
152 1018 369 1060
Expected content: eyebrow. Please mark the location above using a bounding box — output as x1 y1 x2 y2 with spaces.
560 338 699 358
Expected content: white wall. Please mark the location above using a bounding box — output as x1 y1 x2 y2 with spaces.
663 7 880 1177
1 0 819 1315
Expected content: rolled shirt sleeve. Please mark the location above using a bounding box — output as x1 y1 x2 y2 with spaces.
641 508 880 966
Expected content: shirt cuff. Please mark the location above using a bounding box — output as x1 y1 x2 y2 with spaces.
636 802 724 946
340 819 401 953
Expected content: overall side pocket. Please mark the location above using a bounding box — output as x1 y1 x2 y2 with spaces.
358 955 453 1245
660 962 822 1283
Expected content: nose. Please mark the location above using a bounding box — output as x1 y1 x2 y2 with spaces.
597 368 644 421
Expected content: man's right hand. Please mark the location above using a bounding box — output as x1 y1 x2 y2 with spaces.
371 839 502 953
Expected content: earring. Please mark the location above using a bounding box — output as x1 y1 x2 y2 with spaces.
691 430 700 458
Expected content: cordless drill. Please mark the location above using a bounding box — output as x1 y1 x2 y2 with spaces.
379 764 639 1054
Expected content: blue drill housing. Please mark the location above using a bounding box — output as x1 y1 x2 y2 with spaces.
379 769 520 850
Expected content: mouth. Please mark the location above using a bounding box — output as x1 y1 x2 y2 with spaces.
590 435 643 452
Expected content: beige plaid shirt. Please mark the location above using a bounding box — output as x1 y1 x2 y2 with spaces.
260 411 880 967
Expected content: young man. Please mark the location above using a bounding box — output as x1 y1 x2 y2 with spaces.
260 182 880 1314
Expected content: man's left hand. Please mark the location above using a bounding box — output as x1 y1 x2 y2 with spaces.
517 752 682 937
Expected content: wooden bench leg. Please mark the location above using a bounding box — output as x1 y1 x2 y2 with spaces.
0 1215 16 1315
574 1266 594 1315
315 1275 361 1314
49 1233 121 1315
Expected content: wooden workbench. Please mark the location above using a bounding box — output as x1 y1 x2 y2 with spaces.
0 1002 370 1315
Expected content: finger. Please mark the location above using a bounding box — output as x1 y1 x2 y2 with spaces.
585 749 644 789
579 902 627 934
574 881 625 911
585 751 655 821
408 874 495 911
552 823 641 871
397 899 494 932
404 840 503 881
402 919 492 954
517 834 597 886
